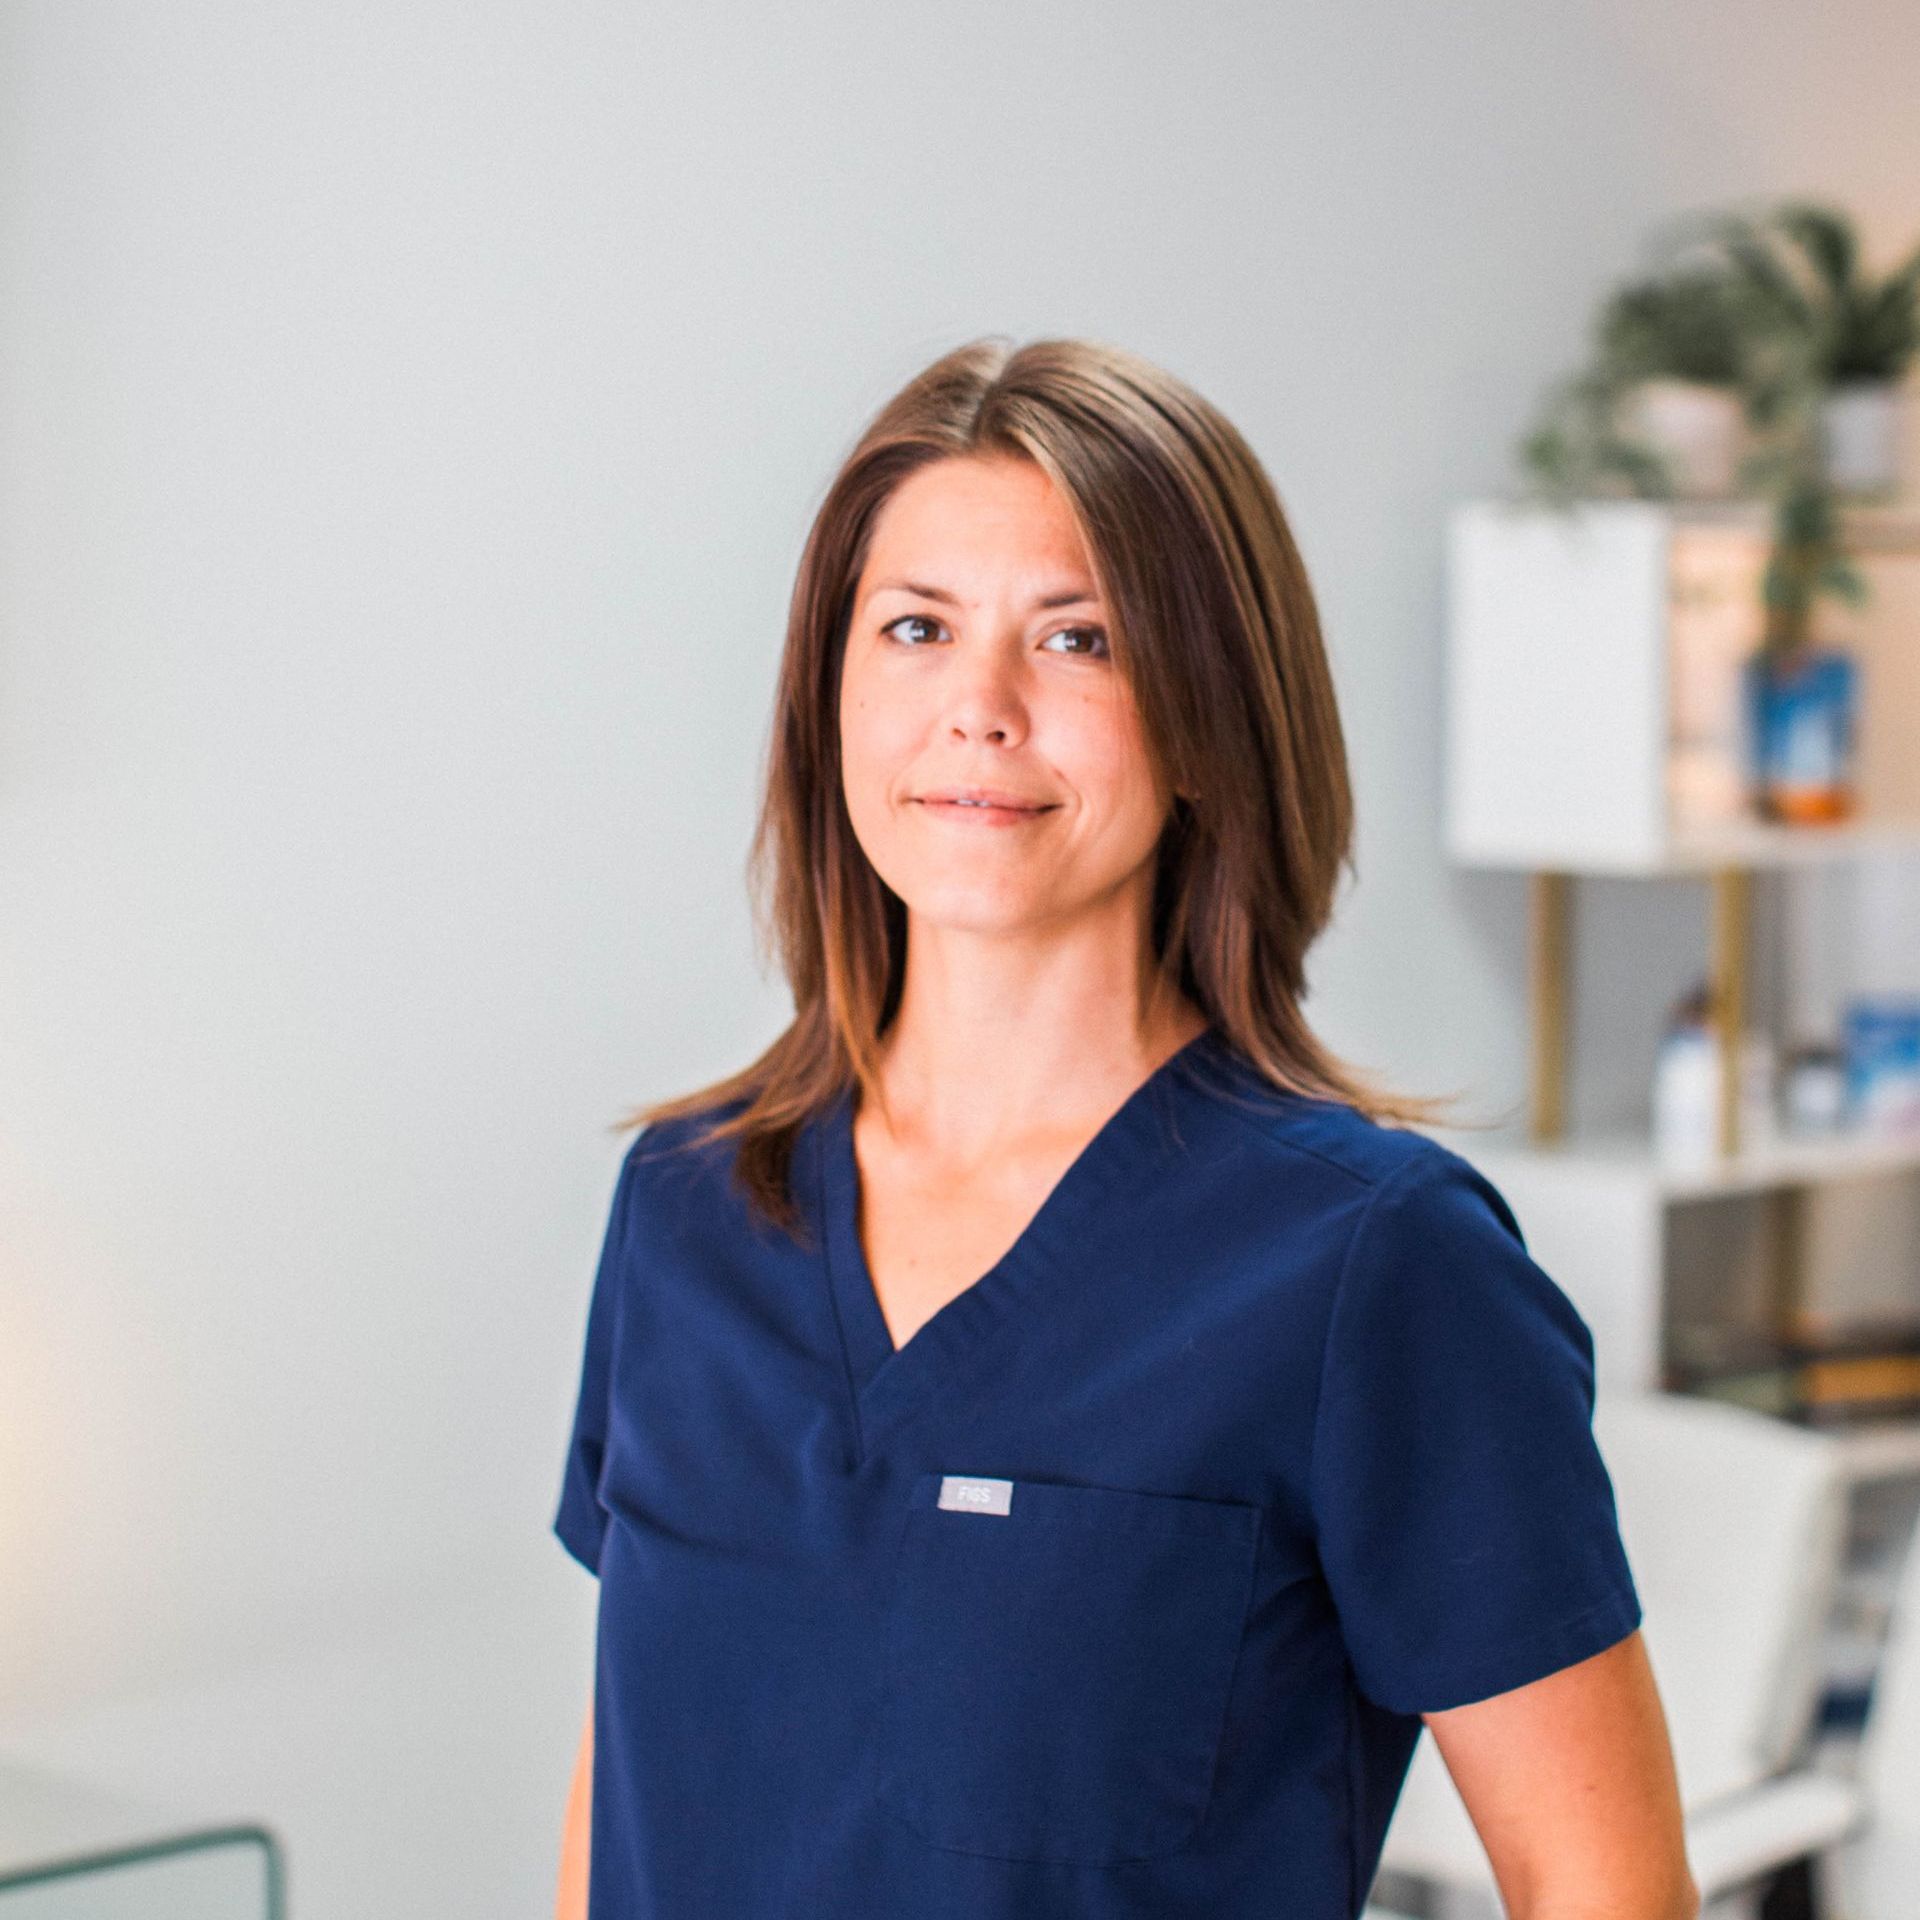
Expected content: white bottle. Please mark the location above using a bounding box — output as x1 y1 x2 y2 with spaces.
1651 983 1776 1161
1654 1021 1720 1165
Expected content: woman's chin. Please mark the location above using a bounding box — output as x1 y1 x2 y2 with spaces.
893 886 1067 940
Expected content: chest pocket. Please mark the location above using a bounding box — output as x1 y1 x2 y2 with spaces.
876 1471 1261 1864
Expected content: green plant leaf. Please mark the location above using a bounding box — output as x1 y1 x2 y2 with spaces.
1772 203 1859 299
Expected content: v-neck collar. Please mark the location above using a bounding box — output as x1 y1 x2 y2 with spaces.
812 1025 1225 1466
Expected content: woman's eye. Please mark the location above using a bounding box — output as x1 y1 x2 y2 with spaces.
1044 625 1109 658
881 614 943 647
879 615 1108 658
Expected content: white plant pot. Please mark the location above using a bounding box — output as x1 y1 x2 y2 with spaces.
1618 378 1748 498
1820 380 1904 497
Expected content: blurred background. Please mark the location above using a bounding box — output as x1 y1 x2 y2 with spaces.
4 3 1920 1915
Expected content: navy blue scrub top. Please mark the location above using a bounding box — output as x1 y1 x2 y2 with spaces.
553 1026 1642 1918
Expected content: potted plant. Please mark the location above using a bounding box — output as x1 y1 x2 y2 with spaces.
1663 204 1901 820
1518 203 1906 826
1521 262 1765 501
1602 268 1760 497
1697 201 1920 499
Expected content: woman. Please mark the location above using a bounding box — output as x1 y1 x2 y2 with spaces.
552 337 1695 1920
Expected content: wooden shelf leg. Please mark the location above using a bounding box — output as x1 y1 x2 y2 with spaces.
1529 870 1571 1143
1707 867 1751 1158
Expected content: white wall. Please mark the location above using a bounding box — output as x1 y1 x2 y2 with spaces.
2 2 1918 1911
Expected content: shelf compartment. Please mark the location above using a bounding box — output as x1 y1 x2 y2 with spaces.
1445 499 1920 877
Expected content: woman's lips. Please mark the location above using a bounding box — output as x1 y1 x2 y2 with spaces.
914 797 1059 827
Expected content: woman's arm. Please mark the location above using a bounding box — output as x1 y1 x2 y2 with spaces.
556 1700 592 1920
1423 1629 1697 1920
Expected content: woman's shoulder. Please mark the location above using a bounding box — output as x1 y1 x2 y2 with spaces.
616 1088 830 1230
619 1091 758 1182
1192 1055 1527 1257
1194 1053 1465 1196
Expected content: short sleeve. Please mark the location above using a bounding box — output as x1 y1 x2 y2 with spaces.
1309 1147 1643 1715
552 1143 643 1576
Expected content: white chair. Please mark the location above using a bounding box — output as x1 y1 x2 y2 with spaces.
1372 1390 1862 1918
1821 1489 1920 1920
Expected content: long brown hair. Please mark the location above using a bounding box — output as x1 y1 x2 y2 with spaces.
615 334 1472 1233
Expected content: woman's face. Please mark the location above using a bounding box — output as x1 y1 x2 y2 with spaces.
839 453 1173 941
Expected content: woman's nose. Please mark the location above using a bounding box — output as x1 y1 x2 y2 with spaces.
941 638 1028 743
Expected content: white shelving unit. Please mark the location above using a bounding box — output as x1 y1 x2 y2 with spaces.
1442 495 1920 1401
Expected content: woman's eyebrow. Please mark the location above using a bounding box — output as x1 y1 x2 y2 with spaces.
864 579 1102 610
